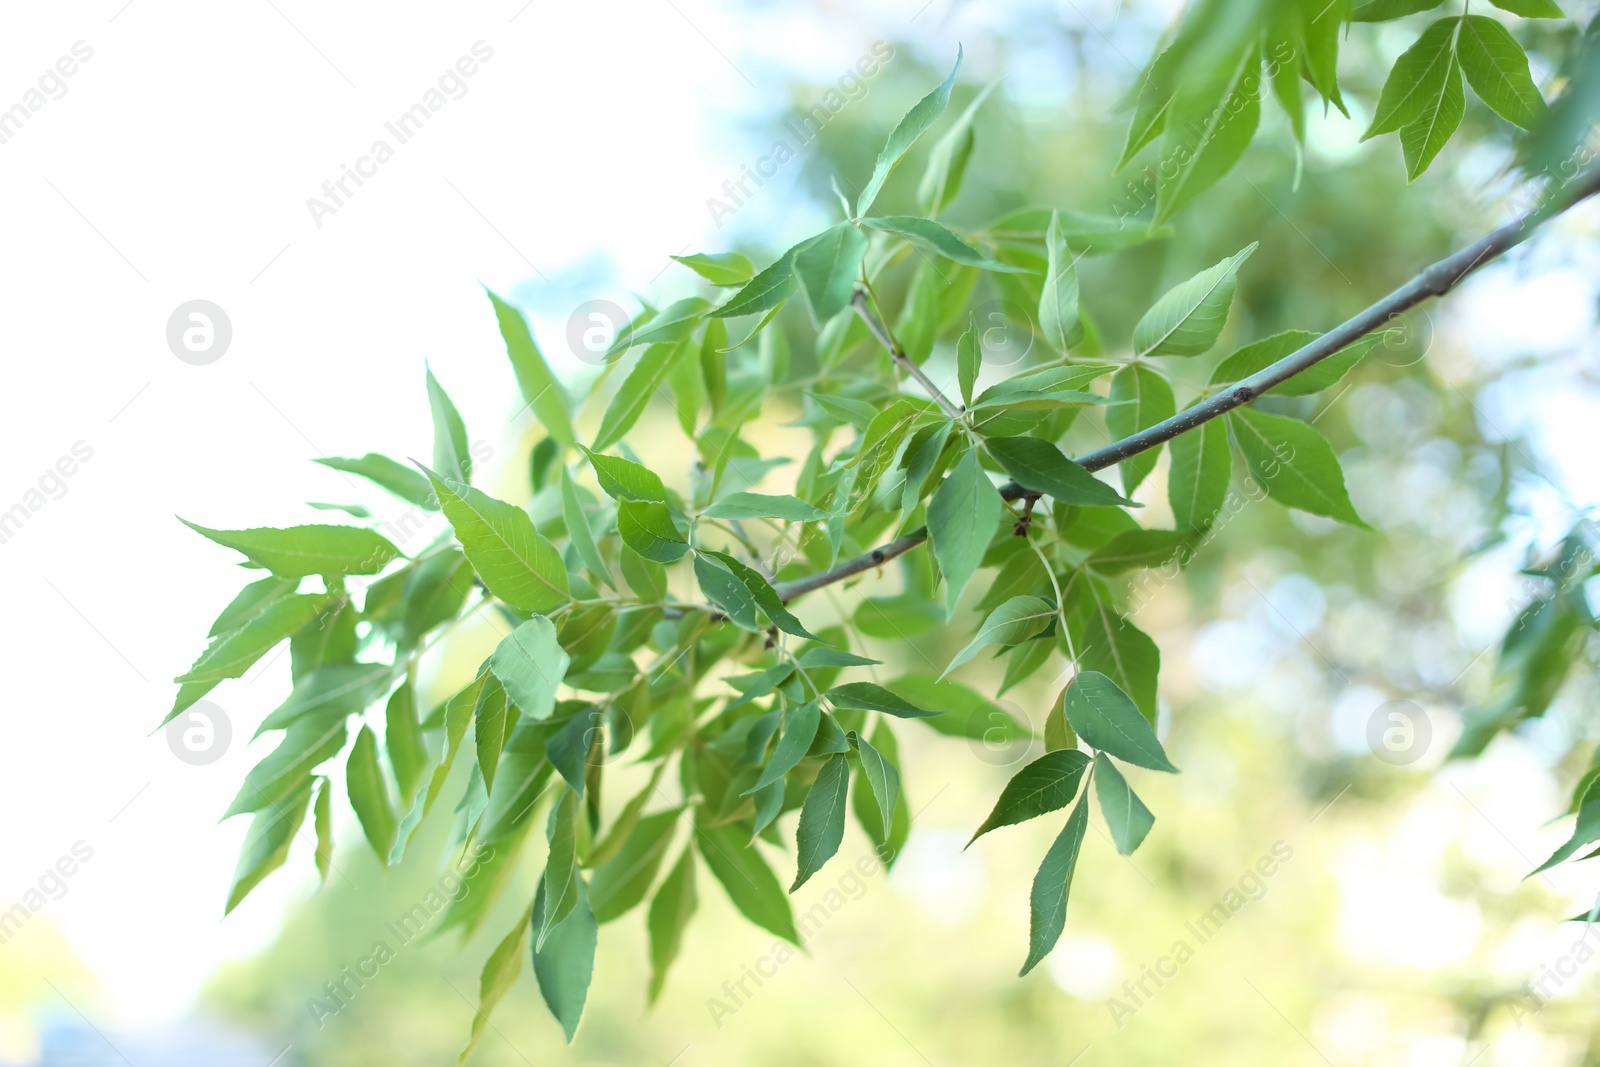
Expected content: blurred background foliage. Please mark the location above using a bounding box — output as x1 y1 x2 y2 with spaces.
192 1 1600 1064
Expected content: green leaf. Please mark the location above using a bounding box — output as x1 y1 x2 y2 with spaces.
181 520 401 578
746 701 822 793
1117 45 1180 168
1131 244 1256 357
254 662 396 735
956 319 981 407
312 776 333 881
400 548 475 647
857 47 963 217
1168 414 1230 532
702 492 827 522
1491 0 1563 17
711 251 799 319
1365 19 1461 136
1533 778 1600 873
594 339 694 451
1353 0 1448 21
385 681 427 804
531 875 597 1042
474 674 511 792
581 448 669 503
859 216 1030 273
695 815 799 943
460 906 532 1064
985 436 1134 507
1210 330 1381 395
391 673 483 863
852 733 901 840
1303 0 1353 114
647 847 698 1003
225 779 312 914
1038 210 1081 352
968 750 1091 845
590 809 678 922
1229 407 1368 527
887 675 1031 741
1020 792 1089 975
1093 752 1155 855
1087 529 1187 574
225 715 349 818
694 553 760 631
539 790 581 948
1063 671 1177 772
707 551 826 643
423 467 570 613
918 80 994 213
928 448 1004 615
826 682 938 719
1064 573 1161 722
1106 364 1176 494
426 366 471 482
1155 45 1261 223
617 500 689 563
673 251 755 287
943 596 1056 679
316 454 438 509
791 753 850 891
176 594 323 683
487 289 574 447
793 222 869 323
604 297 710 361
560 469 614 589
545 708 601 796
346 724 396 862
1458 15 1546 129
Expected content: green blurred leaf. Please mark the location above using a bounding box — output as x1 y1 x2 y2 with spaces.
346 724 396 862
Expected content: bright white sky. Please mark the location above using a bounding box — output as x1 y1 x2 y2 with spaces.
0 0 1594 1036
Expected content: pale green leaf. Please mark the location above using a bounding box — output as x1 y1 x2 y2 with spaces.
1132 244 1256 357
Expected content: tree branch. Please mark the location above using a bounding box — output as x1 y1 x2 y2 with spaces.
773 164 1600 606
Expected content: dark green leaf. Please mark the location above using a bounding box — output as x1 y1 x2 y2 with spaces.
986 436 1134 507
968 750 1091 845
791 753 850 891
826 682 938 719
1020 793 1089 975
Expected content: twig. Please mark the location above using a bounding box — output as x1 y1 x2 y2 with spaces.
850 288 965 420
773 164 1600 606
